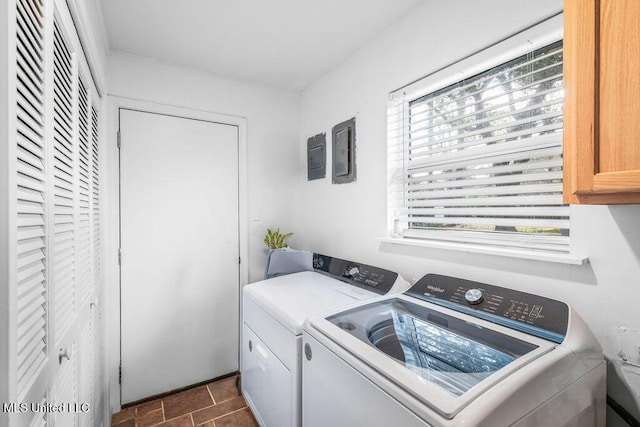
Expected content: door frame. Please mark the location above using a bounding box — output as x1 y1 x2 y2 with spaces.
104 96 249 412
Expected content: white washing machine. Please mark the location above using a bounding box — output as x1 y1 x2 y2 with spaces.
241 253 409 427
303 274 606 427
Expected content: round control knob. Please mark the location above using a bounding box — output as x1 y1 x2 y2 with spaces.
464 288 484 305
347 267 359 277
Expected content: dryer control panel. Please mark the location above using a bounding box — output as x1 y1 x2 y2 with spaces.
408 274 568 343
312 253 397 295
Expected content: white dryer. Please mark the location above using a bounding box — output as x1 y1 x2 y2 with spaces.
303 274 606 427
241 253 408 427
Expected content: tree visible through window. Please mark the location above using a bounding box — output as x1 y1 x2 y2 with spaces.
389 40 568 253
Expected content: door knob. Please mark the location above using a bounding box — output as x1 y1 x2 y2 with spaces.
59 347 72 363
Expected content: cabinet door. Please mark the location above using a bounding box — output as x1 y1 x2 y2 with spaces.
564 0 640 204
242 325 293 427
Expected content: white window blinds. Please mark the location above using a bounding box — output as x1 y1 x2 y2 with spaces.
389 39 568 253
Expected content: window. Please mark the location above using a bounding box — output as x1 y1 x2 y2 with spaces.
388 19 568 254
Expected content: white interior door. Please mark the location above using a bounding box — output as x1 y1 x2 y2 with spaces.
120 109 240 404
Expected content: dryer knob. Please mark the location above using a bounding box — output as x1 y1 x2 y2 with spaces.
346 267 359 277
465 288 484 305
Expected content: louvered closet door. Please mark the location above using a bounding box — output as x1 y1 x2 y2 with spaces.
14 1 55 425
15 0 47 404
90 103 104 427
49 18 80 427
49 16 102 427
51 17 76 349
9 0 104 425
76 78 93 427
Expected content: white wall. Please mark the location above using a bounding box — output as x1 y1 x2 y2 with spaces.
295 0 639 423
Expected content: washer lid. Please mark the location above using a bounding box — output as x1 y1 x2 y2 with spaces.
308 294 556 419
244 271 377 335
329 298 539 397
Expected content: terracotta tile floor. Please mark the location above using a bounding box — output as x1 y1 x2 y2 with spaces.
111 374 258 427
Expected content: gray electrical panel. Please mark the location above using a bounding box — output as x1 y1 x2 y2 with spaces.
307 133 326 180
332 118 356 184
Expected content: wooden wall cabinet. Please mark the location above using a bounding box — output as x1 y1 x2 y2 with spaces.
564 0 640 204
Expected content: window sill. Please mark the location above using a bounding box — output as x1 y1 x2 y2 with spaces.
379 237 589 266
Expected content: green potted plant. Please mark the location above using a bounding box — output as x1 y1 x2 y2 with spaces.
263 228 294 250
263 228 294 279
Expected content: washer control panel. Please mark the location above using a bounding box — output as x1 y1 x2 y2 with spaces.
408 274 568 342
313 253 397 295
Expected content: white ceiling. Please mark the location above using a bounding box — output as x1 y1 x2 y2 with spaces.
99 0 426 91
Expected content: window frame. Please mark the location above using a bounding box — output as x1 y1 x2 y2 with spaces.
386 14 586 264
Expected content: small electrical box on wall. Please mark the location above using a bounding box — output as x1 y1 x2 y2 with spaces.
307 133 326 180
332 118 356 184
